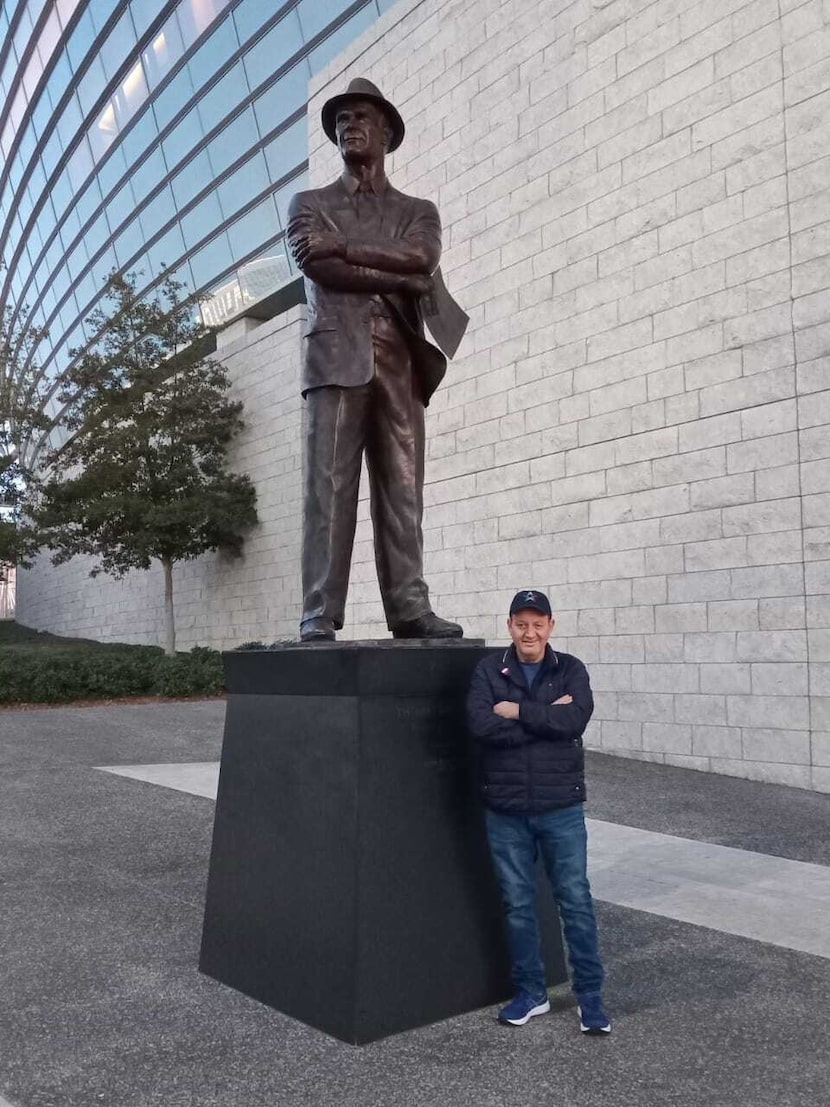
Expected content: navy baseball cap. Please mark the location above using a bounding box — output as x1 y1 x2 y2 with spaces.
509 589 552 618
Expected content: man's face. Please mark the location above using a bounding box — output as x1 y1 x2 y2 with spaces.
507 610 554 663
335 99 390 163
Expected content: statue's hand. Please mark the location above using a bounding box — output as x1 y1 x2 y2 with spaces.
291 231 347 265
406 273 433 296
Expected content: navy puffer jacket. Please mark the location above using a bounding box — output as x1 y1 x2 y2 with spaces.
466 644 594 815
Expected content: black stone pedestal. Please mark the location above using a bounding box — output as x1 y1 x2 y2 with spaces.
199 642 567 1043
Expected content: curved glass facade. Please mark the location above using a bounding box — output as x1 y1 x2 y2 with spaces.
0 0 397 443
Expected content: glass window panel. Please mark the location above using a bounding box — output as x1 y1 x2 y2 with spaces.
26 218 44 259
30 92 51 139
66 239 89 283
227 197 279 261
66 9 96 69
62 203 83 245
241 12 303 92
259 114 307 177
100 11 136 81
162 105 204 169
237 243 292 303
188 228 233 289
170 149 212 209
28 162 47 212
96 141 128 196
89 98 118 160
199 271 244 326
44 233 64 276
138 181 175 241
87 0 116 36
113 58 148 128
232 0 273 45
272 171 307 227
205 105 258 178
186 17 238 91
308 5 376 72
37 10 62 65
106 179 134 227
16 124 37 169
112 216 145 268
151 64 196 131
215 150 268 219
179 191 222 251
45 52 73 112
177 0 230 48
128 147 167 211
297 0 354 41
42 130 64 175
118 107 157 166
74 175 103 227
146 223 186 275
84 210 111 259
22 54 43 100
77 53 106 116
8 85 27 133
56 0 82 29
129 0 169 40
6 154 23 196
252 61 310 135
49 172 73 221
56 92 84 153
195 62 246 133
141 11 185 91
66 138 94 192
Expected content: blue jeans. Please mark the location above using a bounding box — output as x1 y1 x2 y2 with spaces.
485 804 604 1000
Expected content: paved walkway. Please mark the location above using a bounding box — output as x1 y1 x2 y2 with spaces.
1 700 829 1106
100 760 830 959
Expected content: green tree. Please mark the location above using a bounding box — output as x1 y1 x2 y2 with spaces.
0 277 51 566
35 270 258 654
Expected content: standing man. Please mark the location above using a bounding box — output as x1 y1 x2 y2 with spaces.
466 590 610 1034
287 78 467 643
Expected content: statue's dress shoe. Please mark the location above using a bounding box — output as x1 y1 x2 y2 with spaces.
300 617 336 642
391 612 463 639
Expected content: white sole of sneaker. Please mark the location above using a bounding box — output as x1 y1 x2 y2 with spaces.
498 999 551 1026
579 1014 611 1034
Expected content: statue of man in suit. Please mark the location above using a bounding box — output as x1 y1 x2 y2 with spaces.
287 78 467 642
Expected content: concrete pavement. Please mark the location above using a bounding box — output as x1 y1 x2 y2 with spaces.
0 700 828 1106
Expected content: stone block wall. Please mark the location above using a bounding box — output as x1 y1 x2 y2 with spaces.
304 0 830 789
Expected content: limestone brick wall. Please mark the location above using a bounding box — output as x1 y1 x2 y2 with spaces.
304 0 830 790
16 308 305 649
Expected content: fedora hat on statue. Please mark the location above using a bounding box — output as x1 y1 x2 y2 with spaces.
321 77 405 152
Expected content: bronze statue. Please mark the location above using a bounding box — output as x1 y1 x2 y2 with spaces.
287 78 468 642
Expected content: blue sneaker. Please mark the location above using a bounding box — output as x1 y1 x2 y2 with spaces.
497 990 550 1026
577 994 611 1034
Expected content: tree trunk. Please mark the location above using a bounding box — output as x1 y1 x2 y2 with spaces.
162 558 176 656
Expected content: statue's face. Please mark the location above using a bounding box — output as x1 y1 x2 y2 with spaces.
335 99 390 162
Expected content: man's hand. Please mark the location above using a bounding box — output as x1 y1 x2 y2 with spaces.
552 694 573 705
493 701 520 719
291 231 347 266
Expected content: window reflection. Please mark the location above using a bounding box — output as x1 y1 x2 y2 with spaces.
205 106 258 178
180 192 223 251
242 12 303 92
227 198 280 260
215 150 269 220
178 0 230 45
141 13 185 90
170 149 212 209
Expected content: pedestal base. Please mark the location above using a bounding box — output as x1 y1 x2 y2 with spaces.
199 642 567 1043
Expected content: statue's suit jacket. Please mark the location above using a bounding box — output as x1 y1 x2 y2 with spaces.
287 178 466 404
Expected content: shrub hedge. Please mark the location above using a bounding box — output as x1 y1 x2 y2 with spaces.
0 640 224 704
